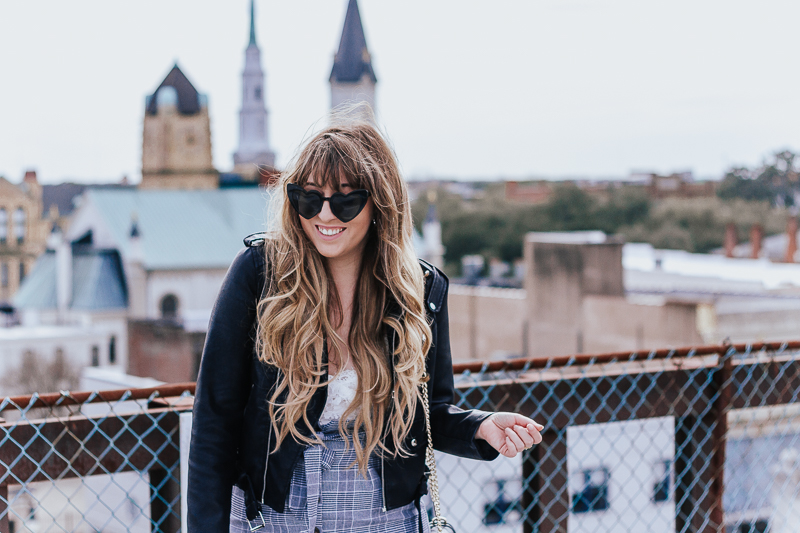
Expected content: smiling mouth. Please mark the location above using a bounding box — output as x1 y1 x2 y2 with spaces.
317 225 345 236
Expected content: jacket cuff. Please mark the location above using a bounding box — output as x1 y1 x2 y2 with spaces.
469 410 501 461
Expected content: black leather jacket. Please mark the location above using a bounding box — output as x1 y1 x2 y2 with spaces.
187 237 499 532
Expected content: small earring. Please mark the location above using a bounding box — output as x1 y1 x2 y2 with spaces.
372 219 376 225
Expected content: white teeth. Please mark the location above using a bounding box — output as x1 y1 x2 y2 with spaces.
319 227 343 236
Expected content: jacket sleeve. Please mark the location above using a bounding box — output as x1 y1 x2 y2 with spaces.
188 246 261 532
428 279 500 461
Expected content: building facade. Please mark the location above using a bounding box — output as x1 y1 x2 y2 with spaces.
0 171 47 304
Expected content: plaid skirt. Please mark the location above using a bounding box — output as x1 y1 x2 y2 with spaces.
230 421 429 533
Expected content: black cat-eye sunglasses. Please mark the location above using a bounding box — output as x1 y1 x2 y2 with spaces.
286 183 371 223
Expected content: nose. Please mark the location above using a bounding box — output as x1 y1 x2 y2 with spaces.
317 197 336 222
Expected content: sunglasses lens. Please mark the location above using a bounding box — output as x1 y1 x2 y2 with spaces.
287 186 323 219
297 191 323 219
330 191 369 223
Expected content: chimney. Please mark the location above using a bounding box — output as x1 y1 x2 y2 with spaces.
126 213 148 318
750 224 763 259
23 170 37 183
50 228 72 323
786 217 798 263
724 223 737 258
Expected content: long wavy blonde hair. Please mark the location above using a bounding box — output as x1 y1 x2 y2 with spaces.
256 120 432 473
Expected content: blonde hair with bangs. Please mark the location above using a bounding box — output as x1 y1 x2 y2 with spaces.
256 119 432 473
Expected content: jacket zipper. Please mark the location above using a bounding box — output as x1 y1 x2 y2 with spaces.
261 420 273 503
262 370 279 503
381 402 388 512
382 329 397 512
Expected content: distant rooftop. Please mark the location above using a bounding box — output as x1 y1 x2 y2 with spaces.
624 242 800 291
145 64 202 116
69 188 273 270
42 182 134 218
527 231 610 244
14 247 127 311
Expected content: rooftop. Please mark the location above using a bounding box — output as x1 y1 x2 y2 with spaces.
70 187 273 271
13 247 127 311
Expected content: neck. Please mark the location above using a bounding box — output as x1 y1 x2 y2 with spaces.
326 251 362 307
325 251 364 373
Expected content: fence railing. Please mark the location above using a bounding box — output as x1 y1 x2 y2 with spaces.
0 384 194 533
3 341 800 533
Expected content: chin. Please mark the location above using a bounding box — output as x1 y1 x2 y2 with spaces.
312 241 346 259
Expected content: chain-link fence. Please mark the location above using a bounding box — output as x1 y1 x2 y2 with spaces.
3 341 800 533
0 384 194 533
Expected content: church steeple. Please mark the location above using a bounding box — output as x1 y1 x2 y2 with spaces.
330 0 376 84
329 0 377 113
249 0 257 46
233 0 276 176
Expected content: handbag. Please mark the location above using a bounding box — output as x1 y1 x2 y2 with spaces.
421 372 456 533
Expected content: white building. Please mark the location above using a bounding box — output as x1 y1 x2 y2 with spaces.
15 187 271 329
9 187 271 390
0 324 115 396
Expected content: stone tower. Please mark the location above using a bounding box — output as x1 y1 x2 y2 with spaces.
141 65 217 190
330 0 377 114
233 0 276 178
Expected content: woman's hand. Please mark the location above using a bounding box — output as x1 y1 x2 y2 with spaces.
476 413 544 458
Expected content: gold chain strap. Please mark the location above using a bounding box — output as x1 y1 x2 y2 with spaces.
421 372 452 533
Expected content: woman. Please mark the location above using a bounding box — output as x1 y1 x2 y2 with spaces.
187 119 543 532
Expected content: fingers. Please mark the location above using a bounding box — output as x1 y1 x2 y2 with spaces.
489 412 547 457
513 424 535 448
512 414 544 432
502 425 542 457
527 423 543 445
505 427 525 453
501 436 515 458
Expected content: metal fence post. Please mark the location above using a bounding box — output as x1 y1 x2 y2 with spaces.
675 355 729 533
522 428 568 533
0 484 8 533
710 349 733 533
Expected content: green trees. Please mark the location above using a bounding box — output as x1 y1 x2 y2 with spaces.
413 176 788 275
618 197 783 253
717 150 800 207
413 183 652 273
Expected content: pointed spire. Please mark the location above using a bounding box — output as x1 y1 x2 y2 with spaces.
330 0 377 83
249 0 257 46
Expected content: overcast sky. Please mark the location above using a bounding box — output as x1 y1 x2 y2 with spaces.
2 0 799 185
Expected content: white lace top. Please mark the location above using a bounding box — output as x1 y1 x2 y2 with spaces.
318 369 359 426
